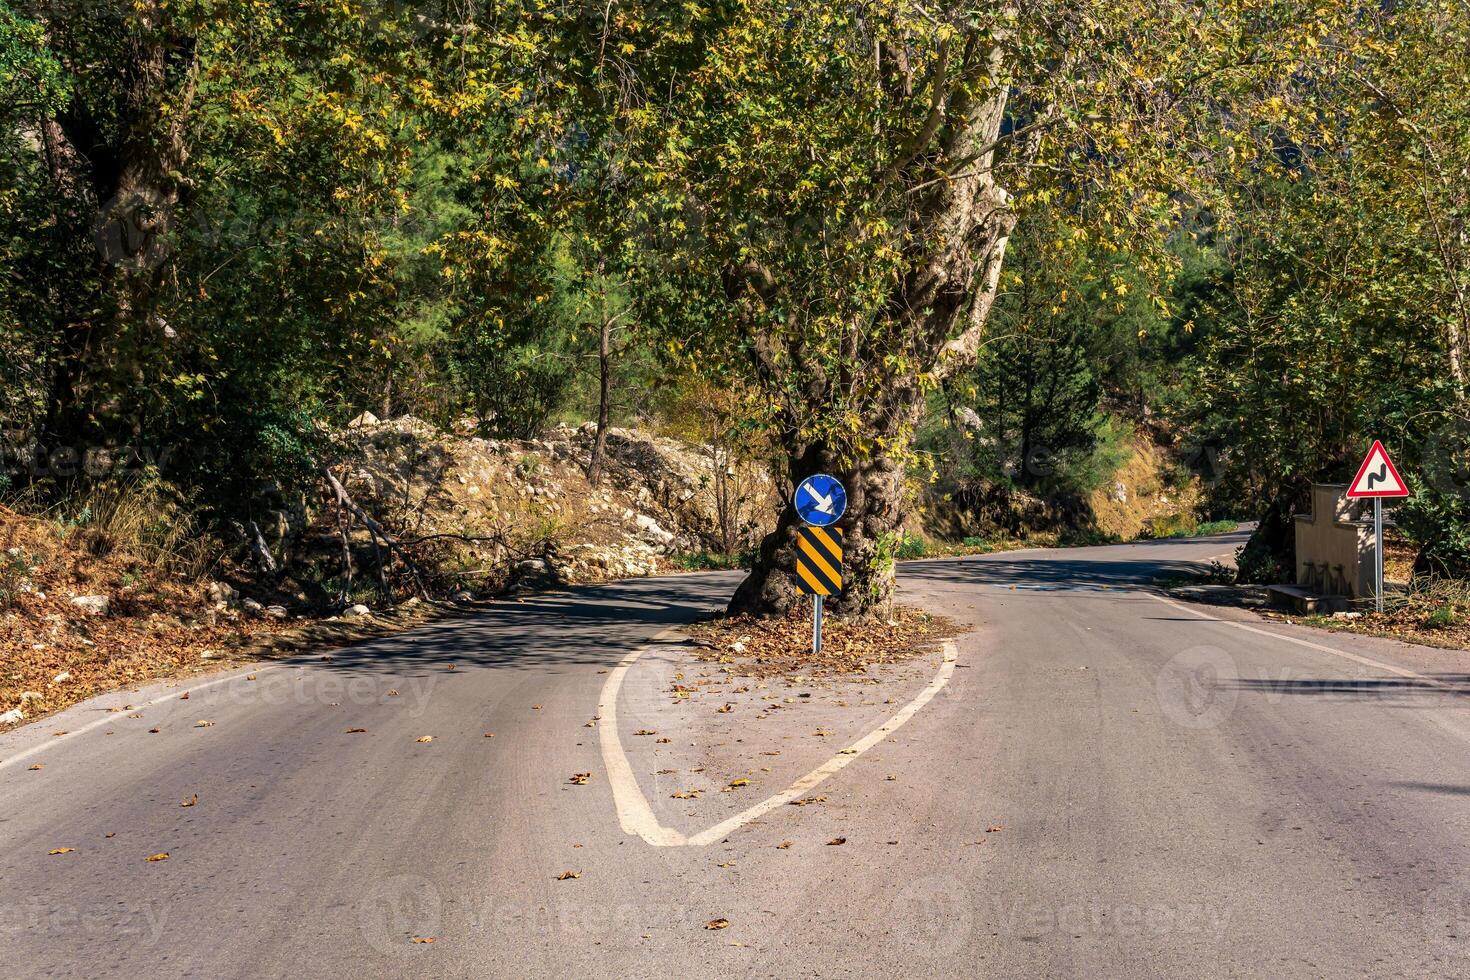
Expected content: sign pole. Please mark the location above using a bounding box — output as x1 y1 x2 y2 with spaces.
813 595 823 655
1345 440 1408 613
1374 497 1383 614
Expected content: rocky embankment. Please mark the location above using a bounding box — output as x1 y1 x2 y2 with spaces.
329 416 777 591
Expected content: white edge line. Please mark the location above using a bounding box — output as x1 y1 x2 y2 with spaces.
0 663 289 772
598 634 959 847
1146 591 1463 695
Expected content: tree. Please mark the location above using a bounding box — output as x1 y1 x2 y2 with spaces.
568 0 1333 616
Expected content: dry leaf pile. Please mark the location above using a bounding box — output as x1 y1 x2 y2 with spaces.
0 506 288 727
687 605 963 678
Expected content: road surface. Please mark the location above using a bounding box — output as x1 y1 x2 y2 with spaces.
2 531 1467 978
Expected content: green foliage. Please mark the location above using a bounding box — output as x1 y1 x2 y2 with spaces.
669 551 750 572
1424 604 1461 629
1398 478 1470 580
0 547 32 611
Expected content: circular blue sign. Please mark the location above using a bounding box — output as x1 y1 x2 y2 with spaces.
794 474 847 527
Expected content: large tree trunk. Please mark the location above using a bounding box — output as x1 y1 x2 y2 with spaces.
729 444 906 619
725 18 1022 619
585 311 613 487
36 1 199 453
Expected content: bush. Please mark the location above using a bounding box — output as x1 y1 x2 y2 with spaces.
1397 478 1470 579
897 534 930 559
670 551 749 571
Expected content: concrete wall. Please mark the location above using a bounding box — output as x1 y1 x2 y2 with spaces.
1294 484 1376 598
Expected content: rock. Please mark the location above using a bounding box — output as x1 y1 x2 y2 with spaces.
241 597 265 615
1112 481 1128 504
348 411 380 428
954 406 985 432
401 596 422 608
69 595 110 617
19 691 43 703
50 671 70 684
343 604 371 618
207 581 239 604
635 514 676 546
264 605 289 620
451 590 475 603
0 708 23 726
1331 611 1363 620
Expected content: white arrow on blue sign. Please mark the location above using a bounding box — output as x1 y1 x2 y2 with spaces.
794 474 847 527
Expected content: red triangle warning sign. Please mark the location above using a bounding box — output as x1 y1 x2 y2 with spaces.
1346 440 1410 498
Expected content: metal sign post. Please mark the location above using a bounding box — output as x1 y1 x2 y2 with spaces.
1345 440 1410 614
1374 498 1384 613
813 595 823 654
794 475 847 655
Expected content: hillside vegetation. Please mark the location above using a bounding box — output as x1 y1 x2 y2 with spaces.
0 2 1466 633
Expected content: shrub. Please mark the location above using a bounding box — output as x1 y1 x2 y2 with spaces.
1397 477 1470 580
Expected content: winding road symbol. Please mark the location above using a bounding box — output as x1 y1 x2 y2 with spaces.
1347 441 1409 499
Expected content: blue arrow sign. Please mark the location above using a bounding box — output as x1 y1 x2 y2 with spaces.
794 474 847 527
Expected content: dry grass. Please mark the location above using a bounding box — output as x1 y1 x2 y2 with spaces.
0 501 281 728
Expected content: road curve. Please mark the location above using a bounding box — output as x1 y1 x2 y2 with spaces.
2 531 1467 978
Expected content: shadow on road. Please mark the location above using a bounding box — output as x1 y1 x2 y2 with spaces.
900 533 1247 592
299 573 741 677
1222 675 1470 699
1390 781 1470 796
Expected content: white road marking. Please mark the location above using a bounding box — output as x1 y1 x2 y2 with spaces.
0 663 289 772
1146 591 1466 697
598 634 959 847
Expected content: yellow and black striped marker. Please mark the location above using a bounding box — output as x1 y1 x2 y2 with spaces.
795 527 844 596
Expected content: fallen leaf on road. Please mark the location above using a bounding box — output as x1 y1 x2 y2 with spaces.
180 794 197 807
671 790 702 799
568 772 591 785
246 675 256 681
634 729 657 736
726 778 749 788
838 748 857 755
416 736 434 743
179 692 189 700
49 848 74 855
555 871 581 880
986 825 1004 833
346 728 368 734
584 720 596 728
776 841 792 849
717 861 735 868
194 720 213 728
655 737 671 744
827 837 847 846
127 713 143 719
705 918 729 930
411 936 435 944
483 732 495 738
762 751 781 756
386 689 399 697
716 703 733 713
105 833 115 839
445 664 456 671
532 704 542 710
52 730 66 736
790 796 827 807
148 727 160 733
28 764 42 771
145 852 169 862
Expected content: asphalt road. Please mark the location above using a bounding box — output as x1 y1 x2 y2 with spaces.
2 531 1468 978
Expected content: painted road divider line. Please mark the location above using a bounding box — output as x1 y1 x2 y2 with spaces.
598 636 959 847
